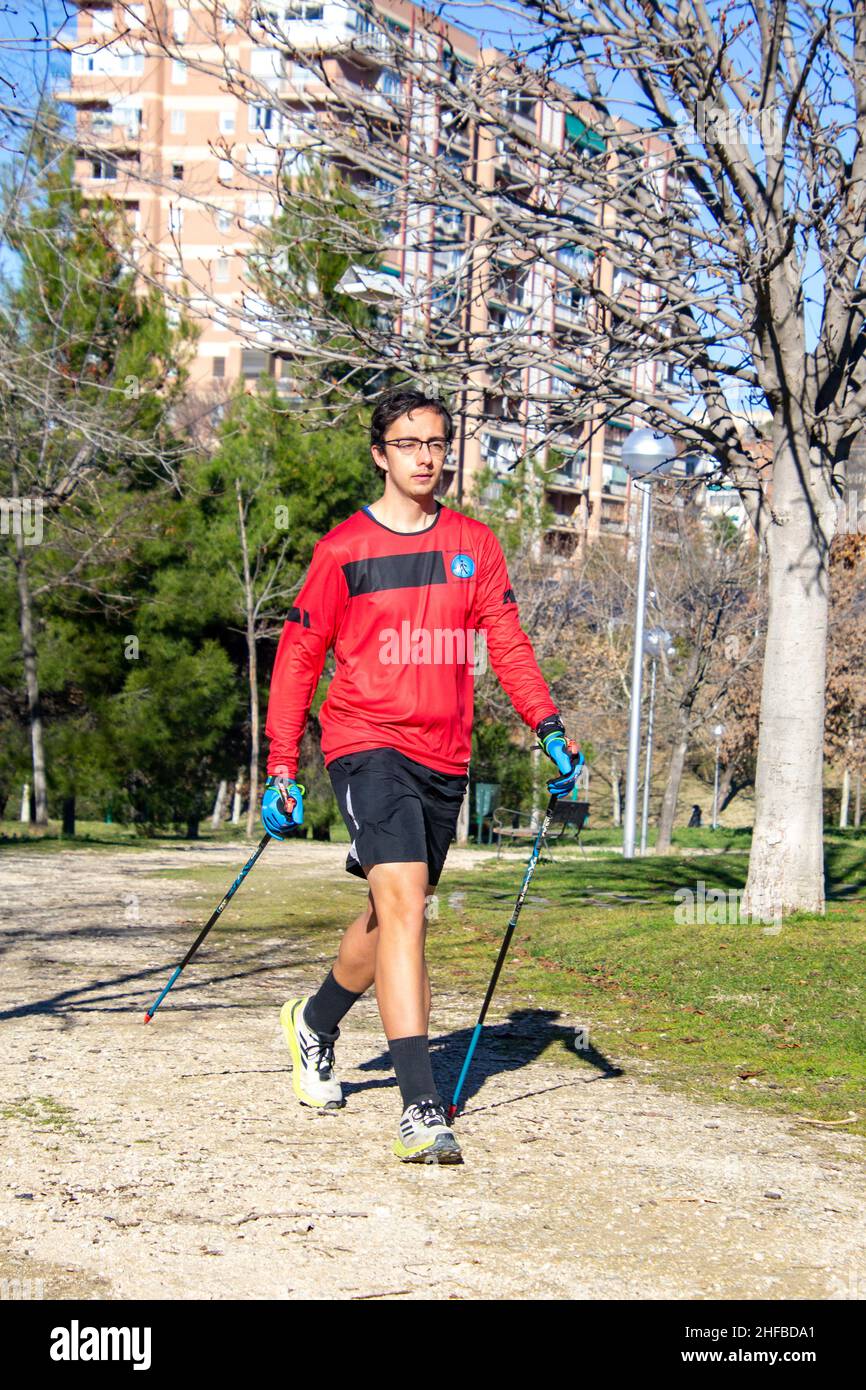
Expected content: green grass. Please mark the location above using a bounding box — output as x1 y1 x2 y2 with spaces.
1 1095 85 1137
5 818 865 1137
151 833 866 1138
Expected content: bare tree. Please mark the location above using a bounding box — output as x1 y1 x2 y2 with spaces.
52 2 866 913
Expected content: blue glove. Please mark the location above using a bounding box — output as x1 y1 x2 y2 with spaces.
261 774 305 839
536 715 584 797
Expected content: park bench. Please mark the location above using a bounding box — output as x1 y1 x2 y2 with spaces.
491 799 590 861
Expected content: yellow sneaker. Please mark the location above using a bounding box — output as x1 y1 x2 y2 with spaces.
280 998 345 1110
393 1099 462 1163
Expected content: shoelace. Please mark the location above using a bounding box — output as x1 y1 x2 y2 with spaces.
313 1039 335 1078
300 1015 336 1078
410 1100 447 1128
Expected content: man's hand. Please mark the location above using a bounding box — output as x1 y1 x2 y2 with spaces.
536 714 584 797
261 772 305 839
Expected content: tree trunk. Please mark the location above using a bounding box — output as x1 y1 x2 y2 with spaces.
62 796 75 836
717 763 736 812
655 731 689 853
656 639 702 852
20 782 30 823
611 756 621 826
855 770 862 829
211 778 227 829
231 767 244 825
237 481 260 839
718 764 749 813
741 437 833 919
529 742 540 830
839 766 850 829
12 465 48 825
186 817 200 839
456 776 470 845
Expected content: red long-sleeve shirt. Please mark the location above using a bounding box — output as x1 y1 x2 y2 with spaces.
264 502 558 777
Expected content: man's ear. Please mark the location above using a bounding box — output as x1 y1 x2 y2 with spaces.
371 447 388 475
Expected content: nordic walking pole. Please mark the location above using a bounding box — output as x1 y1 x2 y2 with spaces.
448 745 581 1120
143 786 301 1023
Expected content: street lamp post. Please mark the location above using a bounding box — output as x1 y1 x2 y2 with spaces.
712 722 726 830
622 429 676 859
640 626 674 854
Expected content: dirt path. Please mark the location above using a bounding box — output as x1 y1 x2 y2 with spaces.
1 842 864 1301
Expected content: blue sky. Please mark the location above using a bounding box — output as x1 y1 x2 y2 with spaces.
1 1 839 361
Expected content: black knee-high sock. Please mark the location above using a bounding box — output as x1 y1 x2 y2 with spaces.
303 969 363 1037
389 1035 440 1110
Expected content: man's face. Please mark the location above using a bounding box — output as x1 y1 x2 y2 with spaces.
371 407 450 499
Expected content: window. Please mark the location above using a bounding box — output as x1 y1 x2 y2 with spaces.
244 196 273 225
218 159 234 181
173 9 189 41
241 349 269 378
91 9 114 35
127 4 147 24
250 47 282 83
212 357 226 378
72 47 144 76
90 158 117 180
171 60 187 84
216 208 233 233
378 69 402 99
113 105 142 134
503 91 536 123
168 205 183 232
250 105 274 132
246 150 276 175
170 109 186 134
219 111 236 135
214 257 230 283
172 163 184 180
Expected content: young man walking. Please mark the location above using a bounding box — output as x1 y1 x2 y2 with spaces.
261 387 579 1164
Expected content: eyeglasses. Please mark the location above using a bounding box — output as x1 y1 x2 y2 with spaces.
382 436 450 461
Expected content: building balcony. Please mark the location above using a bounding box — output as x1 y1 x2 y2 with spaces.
546 472 587 494
55 83 112 109
78 110 142 151
548 512 583 532
344 27 391 65
553 297 589 329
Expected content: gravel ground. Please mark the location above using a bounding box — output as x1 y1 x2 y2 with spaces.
1 841 864 1301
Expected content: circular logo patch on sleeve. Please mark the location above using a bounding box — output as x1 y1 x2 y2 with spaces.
450 553 475 578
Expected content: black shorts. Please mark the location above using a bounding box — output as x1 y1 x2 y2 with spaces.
327 747 468 888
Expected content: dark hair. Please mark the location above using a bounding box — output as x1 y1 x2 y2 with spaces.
370 388 454 472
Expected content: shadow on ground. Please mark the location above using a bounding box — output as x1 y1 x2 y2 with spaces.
353 1007 623 1112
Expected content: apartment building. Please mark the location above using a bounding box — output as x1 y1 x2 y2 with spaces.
58 0 691 554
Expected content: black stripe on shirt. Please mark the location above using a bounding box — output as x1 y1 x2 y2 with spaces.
341 550 448 597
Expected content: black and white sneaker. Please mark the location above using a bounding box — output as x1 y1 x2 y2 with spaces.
393 1098 462 1164
280 997 345 1110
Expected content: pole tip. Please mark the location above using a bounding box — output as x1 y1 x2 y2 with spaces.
143 1012 152 1024
447 1104 457 1122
